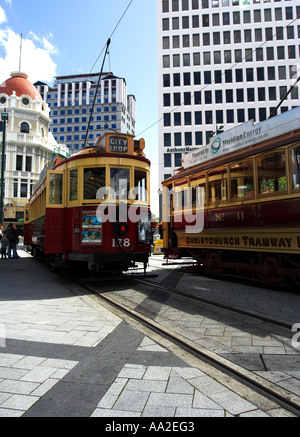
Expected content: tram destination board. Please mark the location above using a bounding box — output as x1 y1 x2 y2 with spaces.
109 136 128 153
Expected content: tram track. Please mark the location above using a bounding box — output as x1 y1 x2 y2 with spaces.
71 273 300 417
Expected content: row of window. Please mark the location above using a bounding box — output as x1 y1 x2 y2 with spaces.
47 90 116 100
46 168 148 205
13 179 35 199
163 87 298 109
163 65 298 87
162 45 299 68
162 6 298 31
162 0 296 14
28 167 149 222
51 107 118 116
16 155 32 172
163 25 300 49
52 116 117 126
172 145 300 209
49 98 118 108
54 126 118 144
163 86 298 108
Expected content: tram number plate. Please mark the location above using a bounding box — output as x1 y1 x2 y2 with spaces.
112 238 131 248
109 136 128 153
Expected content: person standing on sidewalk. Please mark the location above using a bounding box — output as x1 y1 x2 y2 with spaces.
1 235 8 259
4 223 19 259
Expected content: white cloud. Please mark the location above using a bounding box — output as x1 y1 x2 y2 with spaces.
0 28 57 83
42 36 58 55
0 6 7 24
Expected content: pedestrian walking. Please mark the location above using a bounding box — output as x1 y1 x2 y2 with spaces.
4 223 19 259
1 235 8 259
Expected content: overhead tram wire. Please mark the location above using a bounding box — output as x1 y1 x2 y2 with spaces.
83 38 111 149
137 13 300 138
89 0 134 74
81 0 135 148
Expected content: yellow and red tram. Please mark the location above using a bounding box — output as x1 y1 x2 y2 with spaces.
24 133 154 274
162 108 300 287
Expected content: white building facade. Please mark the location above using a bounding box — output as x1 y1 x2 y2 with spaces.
0 72 69 227
35 73 136 154
157 0 300 184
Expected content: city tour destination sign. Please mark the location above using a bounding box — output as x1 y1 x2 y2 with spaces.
183 107 300 169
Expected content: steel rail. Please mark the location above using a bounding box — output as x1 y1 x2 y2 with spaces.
77 277 300 417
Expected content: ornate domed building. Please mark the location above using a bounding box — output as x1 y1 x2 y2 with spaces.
0 72 69 230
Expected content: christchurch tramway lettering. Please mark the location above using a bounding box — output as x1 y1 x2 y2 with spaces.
184 235 300 249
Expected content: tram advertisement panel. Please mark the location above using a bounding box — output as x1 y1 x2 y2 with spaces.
82 210 102 244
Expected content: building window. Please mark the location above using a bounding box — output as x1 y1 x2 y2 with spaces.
20 122 30 133
21 180 27 198
16 155 22 171
164 154 171 167
26 156 32 172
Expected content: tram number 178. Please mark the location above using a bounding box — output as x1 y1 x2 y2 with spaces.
112 238 131 248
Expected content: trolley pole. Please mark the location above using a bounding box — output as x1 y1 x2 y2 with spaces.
0 110 8 226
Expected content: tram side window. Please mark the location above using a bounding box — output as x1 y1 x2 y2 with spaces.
84 168 106 200
257 151 287 195
192 184 206 206
134 169 148 202
69 169 78 201
110 168 130 200
208 167 227 205
291 146 300 191
49 173 63 205
174 187 188 210
230 160 254 200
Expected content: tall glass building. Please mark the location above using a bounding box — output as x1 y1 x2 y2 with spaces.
157 0 300 184
35 72 136 154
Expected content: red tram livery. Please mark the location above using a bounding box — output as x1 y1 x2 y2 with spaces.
162 108 300 287
24 133 153 274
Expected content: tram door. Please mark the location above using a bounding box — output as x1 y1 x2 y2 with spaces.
162 184 176 249
45 170 65 254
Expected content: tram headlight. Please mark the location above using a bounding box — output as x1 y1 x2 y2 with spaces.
114 222 129 236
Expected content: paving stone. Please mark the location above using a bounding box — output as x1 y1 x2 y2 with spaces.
210 390 258 416
142 406 176 417
113 390 149 412
0 408 24 417
193 391 224 410
20 366 58 383
0 379 39 395
1 394 39 411
126 379 167 393
166 375 194 394
143 366 171 381
175 407 226 417
147 392 193 408
91 408 141 417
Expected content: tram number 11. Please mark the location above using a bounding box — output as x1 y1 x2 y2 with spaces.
112 238 131 248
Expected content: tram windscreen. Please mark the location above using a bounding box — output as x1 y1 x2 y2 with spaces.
110 168 130 200
84 168 106 199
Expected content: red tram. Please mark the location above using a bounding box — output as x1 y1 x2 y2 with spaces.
161 108 300 287
24 133 153 274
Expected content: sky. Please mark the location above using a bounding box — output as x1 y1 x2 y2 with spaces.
0 0 161 215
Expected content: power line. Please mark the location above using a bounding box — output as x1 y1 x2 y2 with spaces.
68 0 135 108
89 0 134 73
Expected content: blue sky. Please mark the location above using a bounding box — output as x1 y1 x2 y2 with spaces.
0 0 160 215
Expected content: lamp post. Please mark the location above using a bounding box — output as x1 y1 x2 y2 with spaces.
0 110 9 226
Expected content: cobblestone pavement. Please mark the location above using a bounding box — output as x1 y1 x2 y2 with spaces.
0 251 296 417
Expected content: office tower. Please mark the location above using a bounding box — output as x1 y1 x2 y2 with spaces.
35 72 136 153
157 0 300 184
